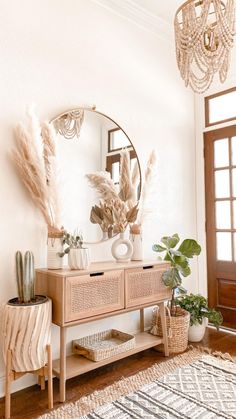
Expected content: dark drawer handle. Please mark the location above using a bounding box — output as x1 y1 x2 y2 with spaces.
143 265 154 270
90 272 104 277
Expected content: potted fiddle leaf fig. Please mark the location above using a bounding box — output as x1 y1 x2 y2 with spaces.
152 233 201 312
59 231 90 270
151 234 201 353
177 293 223 342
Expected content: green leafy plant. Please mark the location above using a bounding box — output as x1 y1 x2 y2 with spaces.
15 251 35 303
58 231 84 257
177 293 223 329
152 233 201 313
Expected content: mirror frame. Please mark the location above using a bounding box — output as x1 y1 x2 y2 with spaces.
50 107 142 244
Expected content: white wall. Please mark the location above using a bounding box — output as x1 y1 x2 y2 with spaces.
0 0 195 396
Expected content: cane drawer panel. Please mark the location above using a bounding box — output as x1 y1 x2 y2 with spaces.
125 265 171 308
65 270 124 322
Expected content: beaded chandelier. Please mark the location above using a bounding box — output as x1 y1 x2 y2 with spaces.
174 0 235 93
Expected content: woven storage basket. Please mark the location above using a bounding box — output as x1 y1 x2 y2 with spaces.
150 306 190 353
72 329 135 362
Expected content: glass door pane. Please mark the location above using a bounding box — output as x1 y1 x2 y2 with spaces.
232 137 236 165
232 169 236 197
215 201 231 229
215 170 230 198
216 232 232 261
214 139 229 168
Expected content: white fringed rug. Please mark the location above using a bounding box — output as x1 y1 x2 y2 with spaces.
39 348 236 419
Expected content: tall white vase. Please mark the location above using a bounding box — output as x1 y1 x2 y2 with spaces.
130 232 143 261
111 232 133 263
47 237 63 269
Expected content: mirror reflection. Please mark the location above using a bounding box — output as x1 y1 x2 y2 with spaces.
51 108 141 243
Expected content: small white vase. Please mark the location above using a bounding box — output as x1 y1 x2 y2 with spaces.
68 248 90 270
102 231 108 241
111 232 133 263
188 318 208 342
130 232 143 261
47 237 63 269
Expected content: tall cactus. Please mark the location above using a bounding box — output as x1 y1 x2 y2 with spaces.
16 251 35 303
16 251 23 302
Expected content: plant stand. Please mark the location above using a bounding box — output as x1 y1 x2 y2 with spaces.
5 345 53 419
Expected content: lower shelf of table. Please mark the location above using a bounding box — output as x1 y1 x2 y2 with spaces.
53 332 163 380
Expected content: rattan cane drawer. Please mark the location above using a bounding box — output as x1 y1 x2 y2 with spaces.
125 264 171 308
65 270 124 322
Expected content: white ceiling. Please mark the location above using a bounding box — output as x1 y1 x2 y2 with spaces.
131 0 183 24
92 0 184 40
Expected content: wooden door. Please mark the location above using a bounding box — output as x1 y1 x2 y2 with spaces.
204 125 236 328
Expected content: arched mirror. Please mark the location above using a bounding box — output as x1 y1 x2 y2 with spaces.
50 108 141 243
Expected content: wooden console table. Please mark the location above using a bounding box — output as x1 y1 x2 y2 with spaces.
36 260 171 402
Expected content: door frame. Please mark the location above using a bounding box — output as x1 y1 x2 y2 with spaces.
204 125 236 328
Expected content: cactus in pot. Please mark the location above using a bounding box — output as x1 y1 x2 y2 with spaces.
9 250 46 306
15 251 35 303
2 251 52 375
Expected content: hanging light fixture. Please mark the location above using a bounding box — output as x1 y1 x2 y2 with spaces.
174 0 235 93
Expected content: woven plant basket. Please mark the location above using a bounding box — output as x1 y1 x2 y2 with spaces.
72 329 135 362
150 306 190 353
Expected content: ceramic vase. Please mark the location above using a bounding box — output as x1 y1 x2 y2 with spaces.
68 248 90 270
130 232 143 261
111 232 133 263
188 318 208 342
102 231 108 241
47 237 63 270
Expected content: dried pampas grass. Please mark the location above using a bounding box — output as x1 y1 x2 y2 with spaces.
86 146 157 234
137 150 157 225
12 110 62 232
119 149 133 202
13 119 51 226
86 172 119 202
41 122 61 228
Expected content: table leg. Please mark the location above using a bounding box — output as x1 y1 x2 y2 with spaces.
140 308 144 332
59 327 66 402
159 302 169 357
47 344 53 409
5 349 12 419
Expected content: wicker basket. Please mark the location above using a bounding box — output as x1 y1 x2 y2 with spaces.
150 306 190 353
72 329 135 362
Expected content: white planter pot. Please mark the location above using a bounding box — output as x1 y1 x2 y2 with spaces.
47 237 63 269
2 297 52 372
188 318 208 342
130 232 143 261
111 232 133 263
68 248 90 270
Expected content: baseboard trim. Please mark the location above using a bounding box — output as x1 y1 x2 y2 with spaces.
0 373 38 399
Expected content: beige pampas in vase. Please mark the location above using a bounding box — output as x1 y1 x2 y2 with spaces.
129 150 157 260
13 109 63 239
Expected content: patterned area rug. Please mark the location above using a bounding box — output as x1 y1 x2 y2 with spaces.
40 349 236 419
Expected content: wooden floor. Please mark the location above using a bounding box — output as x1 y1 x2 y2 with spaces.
0 327 236 419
